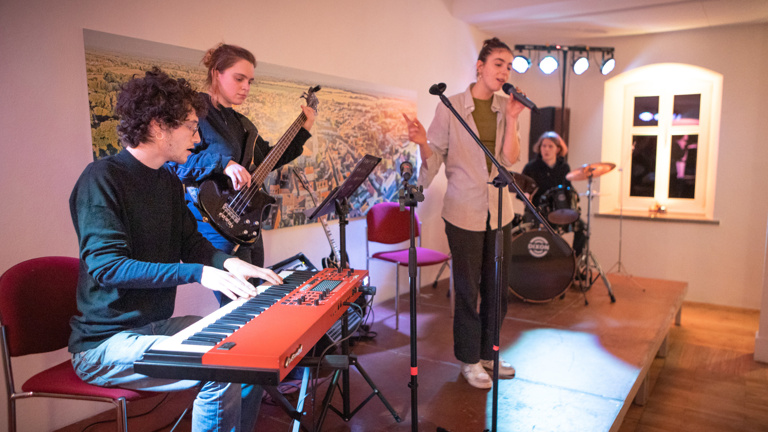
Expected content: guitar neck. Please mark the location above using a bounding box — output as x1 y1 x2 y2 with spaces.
317 215 341 263
251 113 306 184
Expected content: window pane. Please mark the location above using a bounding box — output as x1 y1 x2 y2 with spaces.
668 134 698 199
633 96 659 126
630 135 657 197
672 94 700 126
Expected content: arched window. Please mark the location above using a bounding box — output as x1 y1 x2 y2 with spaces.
599 63 722 219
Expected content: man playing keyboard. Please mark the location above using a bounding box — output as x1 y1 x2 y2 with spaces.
68 67 281 432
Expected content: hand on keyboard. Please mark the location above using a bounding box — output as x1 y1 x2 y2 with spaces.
201 264 259 301
223 258 283 286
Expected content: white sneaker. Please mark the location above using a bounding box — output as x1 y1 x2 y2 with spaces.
479 358 516 378
461 362 492 389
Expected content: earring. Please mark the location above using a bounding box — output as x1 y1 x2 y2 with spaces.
155 133 165 141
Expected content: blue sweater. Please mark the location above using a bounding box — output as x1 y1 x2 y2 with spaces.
68 150 231 352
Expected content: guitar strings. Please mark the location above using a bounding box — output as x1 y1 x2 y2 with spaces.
229 115 306 215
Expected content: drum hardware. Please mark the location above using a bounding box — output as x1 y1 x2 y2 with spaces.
540 185 580 225
566 162 617 305
606 165 636 278
511 172 538 195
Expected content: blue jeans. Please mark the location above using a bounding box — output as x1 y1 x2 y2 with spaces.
188 201 265 307
72 316 263 432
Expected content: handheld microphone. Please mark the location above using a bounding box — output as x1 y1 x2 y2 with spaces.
400 161 414 181
502 83 540 113
429 83 447 96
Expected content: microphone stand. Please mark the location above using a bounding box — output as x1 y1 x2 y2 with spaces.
398 171 425 432
429 83 568 432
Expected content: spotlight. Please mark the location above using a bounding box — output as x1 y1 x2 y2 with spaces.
539 55 558 75
601 52 615 75
512 55 531 74
573 54 589 75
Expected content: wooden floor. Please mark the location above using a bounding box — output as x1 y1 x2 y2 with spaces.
57 274 768 432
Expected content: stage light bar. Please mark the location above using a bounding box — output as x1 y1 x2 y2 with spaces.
512 44 615 76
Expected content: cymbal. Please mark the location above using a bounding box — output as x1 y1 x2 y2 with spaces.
511 172 537 194
566 162 616 181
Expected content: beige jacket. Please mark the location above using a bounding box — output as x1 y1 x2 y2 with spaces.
419 85 518 231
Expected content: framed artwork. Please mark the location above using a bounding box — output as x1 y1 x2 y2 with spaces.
83 29 418 228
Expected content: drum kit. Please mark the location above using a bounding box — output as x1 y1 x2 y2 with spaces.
509 162 617 303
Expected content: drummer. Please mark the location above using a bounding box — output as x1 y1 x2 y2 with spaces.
521 131 586 257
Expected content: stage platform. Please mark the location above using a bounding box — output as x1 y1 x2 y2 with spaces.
258 273 687 431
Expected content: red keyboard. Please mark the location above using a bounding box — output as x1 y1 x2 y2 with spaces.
135 268 366 385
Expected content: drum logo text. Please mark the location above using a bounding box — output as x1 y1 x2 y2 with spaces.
527 236 550 258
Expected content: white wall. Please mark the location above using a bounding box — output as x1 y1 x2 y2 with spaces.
505 23 768 309
0 0 480 430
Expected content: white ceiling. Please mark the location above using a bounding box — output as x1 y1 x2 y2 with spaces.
447 0 768 42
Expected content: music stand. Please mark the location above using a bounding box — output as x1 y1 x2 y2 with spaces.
305 154 402 429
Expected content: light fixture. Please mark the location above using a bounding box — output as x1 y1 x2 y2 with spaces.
539 54 558 75
512 44 615 76
512 53 531 74
572 52 590 75
601 51 615 75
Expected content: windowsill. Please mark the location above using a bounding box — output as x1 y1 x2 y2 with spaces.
596 209 719 225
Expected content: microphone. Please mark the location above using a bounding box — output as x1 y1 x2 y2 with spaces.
429 83 447 95
502 83 540 113
400 161 414 182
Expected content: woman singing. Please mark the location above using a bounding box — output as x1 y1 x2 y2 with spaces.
404 37 527 389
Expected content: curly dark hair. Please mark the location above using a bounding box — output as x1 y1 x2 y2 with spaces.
114 67 207 148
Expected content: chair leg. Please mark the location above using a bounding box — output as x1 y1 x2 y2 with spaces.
432 261 449 288
116 397 128 432
9 398 16 432
395 266 400 330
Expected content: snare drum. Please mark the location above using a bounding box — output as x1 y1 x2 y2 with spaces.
539 185 580 225
508 227 575 302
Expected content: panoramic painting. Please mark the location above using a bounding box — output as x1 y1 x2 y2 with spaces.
83 29 418 229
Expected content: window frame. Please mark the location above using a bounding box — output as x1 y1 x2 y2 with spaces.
600 63 722 220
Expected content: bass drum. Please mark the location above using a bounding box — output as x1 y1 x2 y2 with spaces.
508 227 576 302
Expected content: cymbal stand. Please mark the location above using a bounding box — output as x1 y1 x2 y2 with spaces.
575 171 616 304
607 166 632 276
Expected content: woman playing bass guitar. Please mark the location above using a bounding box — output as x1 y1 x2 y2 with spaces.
168 43 315 306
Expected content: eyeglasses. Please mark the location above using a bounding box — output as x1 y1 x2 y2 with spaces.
183 120 200 135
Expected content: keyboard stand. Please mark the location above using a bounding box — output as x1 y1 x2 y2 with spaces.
312 312 401 430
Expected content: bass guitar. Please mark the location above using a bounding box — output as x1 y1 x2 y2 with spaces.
197 85 320 245
291 167 346 269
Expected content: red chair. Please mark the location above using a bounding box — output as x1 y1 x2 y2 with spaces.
0 256 157 432
366 202 453 329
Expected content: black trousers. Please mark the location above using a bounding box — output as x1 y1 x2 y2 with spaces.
444 218 513 364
